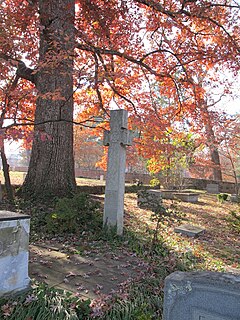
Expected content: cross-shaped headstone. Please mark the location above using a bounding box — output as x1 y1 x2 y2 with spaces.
103 109 133 235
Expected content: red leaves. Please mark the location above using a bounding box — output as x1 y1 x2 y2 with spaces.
1 0 239 174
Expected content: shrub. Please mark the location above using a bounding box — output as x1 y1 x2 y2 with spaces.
149 178 160 188
45 193 101 234
217 193 228 203
227 210 240 233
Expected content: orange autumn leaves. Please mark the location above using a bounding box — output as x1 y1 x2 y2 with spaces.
0 0 239 169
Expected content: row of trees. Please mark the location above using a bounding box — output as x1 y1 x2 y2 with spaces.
74 118 239 188
0 0 239 199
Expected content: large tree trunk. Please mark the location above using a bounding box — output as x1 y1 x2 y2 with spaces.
209 147 222 181
203 109 223 182
0 145 14 202
22 0 76 199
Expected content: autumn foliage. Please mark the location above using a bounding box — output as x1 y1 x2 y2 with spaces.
0 0 239 196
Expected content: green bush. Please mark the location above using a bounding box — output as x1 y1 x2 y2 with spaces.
45 193 101 234
217 193 228 203
227 210 240 233
149 178 160 188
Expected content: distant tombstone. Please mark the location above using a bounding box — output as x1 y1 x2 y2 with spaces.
160 190 175 200
0 211 31 297
174 224 205 237
103 109 133 235
99 175 104 181
173 192 200 203
230 194 239 203
163 271 240 320
137 189 162 210
206 183 219 194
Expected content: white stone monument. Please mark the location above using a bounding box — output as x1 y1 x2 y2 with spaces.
103 109 133 235
0 211 30 297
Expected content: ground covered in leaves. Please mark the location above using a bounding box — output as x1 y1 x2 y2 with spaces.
0 177 239 319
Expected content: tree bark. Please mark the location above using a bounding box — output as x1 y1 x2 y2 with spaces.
205 122 223 181
21 0 76 199
203 107 223 182
1 145 14 202
209 147 222 181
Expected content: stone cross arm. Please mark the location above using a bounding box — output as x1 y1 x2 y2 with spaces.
103 129 134 146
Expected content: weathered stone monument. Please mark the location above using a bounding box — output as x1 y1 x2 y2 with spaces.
206 183 219 194
163 271 240 320
173 192 199 203
103 109 133 235
0 211 30 297
174 224 205 237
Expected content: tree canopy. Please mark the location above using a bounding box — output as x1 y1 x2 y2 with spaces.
0 0 239 198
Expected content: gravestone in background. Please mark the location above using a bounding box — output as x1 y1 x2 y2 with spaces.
103 109 133 235
174 224 205 237
163 271 240 320
206 183 219 194
173 192 199 203
0 211 30 297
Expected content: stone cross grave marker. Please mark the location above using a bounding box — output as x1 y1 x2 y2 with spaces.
103 109 133 235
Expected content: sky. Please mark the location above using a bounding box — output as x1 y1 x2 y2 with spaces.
220 96 240 115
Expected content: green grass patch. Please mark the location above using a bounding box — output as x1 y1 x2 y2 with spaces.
0 283 91 320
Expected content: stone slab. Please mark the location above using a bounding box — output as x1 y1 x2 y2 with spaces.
29 243 144 300
147 189 162 197
163 271 240 320
230 194 239 203
160 190 175 200
0 210 30 221
174 224 205 237
173 193 199 203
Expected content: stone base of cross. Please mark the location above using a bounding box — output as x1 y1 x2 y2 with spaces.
103 109 133 235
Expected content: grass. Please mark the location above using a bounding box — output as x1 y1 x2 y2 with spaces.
0 284 91 320
0 174 239 319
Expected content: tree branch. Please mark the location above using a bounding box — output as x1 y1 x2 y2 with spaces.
76 43 166 78
0 53 36 84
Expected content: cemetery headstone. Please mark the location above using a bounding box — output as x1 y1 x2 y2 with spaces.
0 211 30 297
174 224 205 237
230 194 239 203
206 183 219 194
137 189 162 210
160 190 175 200
103 109 133 235
163 271 240 320
173 192 199 203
